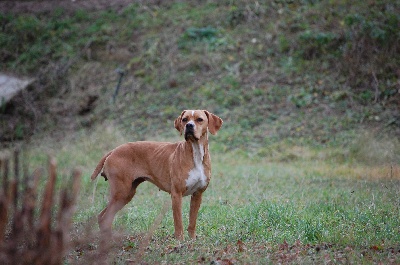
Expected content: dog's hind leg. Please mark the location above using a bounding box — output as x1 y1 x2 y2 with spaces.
98 177 147 237
98 199 126 236
97 197 126 253
98 182 133 236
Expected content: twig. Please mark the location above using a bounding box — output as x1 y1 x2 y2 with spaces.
372 71 380 103
91 173 100 204
37 157 57 250
0 157 10 242
0 151 82 265
112 68 125 103
13 149 19 211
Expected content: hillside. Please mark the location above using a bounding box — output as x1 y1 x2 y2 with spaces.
1 0 399 153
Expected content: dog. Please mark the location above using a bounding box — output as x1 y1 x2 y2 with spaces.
91 110 223 240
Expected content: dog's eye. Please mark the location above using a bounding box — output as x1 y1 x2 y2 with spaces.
182 118 188 122
196 118 203 122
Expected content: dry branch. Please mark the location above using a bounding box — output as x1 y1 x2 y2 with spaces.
0 151 81 265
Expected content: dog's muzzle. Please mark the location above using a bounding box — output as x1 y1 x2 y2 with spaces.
184 123 197 141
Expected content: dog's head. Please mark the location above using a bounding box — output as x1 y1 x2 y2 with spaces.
174 110 223 141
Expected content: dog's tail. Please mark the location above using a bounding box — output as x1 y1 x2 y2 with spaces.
90 150 113 181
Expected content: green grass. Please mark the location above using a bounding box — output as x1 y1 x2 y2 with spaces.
23 127 400 264
1 1 400 263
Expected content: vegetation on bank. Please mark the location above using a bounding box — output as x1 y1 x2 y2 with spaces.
0 0 399 148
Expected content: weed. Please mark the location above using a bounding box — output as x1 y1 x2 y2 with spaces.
298 30 339 59
178 26 227 51
288 87 317 108
349 132 400 165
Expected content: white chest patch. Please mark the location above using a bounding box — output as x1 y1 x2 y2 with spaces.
184 143 207 196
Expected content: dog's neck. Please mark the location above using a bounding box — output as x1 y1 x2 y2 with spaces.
191 141 205 165
187 133 208 158
183 133 209 196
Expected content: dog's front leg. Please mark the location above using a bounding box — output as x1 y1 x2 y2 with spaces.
188 192 202 239
171 191 184 240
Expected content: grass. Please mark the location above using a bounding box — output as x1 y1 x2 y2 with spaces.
1 1 399 263
22 126 400 264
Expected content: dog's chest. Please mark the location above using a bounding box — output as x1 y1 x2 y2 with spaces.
184 143 207 196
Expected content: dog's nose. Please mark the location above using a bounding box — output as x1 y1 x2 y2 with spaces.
186 123 194 129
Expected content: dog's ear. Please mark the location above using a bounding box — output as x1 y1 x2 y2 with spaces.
174 111 186 135
204 110 223 135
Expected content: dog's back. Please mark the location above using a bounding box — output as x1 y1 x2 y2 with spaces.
91 141 180 187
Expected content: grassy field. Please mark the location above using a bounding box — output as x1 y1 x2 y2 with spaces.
23 127 400 264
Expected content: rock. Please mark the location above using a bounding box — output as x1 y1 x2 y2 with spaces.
0 73 34 106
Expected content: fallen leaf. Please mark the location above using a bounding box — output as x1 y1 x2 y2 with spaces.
279 240 289 251
370 245 382 251
237 240 245 252
211 257 234 265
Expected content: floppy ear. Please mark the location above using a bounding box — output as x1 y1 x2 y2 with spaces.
174 111 186 135
204 110 223 135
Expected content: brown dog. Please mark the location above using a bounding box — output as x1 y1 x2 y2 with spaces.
91 110 223 240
